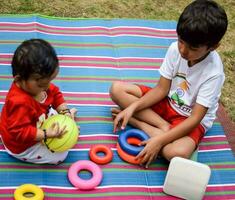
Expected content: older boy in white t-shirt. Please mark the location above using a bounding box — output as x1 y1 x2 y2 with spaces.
109 0 228 168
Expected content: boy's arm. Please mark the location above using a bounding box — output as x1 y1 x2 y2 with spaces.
136 103 208 167
35 122 67 141
56 103 77 120
56 103 70 114
133 76 171 112
49 83 77 119
113 76 171 131
156 103 208 144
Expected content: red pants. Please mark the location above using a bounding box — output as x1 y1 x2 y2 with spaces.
138 85 205 145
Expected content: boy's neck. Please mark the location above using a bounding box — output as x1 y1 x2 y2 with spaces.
188 51 210 67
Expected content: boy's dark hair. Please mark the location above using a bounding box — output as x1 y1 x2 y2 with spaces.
177 0 228 48
12 39 59 80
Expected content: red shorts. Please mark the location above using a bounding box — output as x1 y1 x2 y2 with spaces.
138 85 205 145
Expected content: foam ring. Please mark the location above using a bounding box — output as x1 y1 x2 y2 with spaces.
127 137 142 145
118 129 149 156
68 160 103 190
89 144 113 164
117 137 142 165
14 184 44 200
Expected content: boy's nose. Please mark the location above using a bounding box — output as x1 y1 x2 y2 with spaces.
179 44 188 58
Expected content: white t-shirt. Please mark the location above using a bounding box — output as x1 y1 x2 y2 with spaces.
159 41 225 131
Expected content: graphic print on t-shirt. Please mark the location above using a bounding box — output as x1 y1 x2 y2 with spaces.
170 73 192 114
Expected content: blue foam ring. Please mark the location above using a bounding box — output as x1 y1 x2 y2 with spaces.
118 129 149 156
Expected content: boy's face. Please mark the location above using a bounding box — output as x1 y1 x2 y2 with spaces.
178 38 212 64
17 68 59 96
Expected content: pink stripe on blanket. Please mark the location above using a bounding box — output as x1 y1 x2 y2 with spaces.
199 144 231 151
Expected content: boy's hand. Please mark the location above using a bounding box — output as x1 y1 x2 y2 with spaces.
62 108 77 120
112 106 134 133
47 122 67 138
66 108 77 120
62 108 80 132
135 135 163 168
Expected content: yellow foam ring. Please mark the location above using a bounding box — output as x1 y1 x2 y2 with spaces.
14 184 44 200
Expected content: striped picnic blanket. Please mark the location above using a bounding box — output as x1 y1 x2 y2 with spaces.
0 15 234 199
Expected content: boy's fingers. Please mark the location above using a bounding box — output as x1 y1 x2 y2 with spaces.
113 115 121 133
70 108 77 114
140 154 150 165
111 112 117 117
113 120 118 133
51 122 56 129
135 149 145 160
56 122 60 129
121 117 128 130
70 108 78 119
139 140 147 146
145 155 154 168
52 122 59 132
61 125 67 133
57 125 67 137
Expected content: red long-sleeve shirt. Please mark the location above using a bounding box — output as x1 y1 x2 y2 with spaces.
0 82 65 154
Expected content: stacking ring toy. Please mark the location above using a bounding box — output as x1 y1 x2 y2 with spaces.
118 129 149 156
89 144 113 164
127 137 142 145
117 137 142 165
14 184 44 200
68 160 102 190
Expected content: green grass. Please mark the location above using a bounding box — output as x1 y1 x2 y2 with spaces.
0 0 234 122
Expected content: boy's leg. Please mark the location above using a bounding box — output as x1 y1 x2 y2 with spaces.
112 108 197 161
7 142 68 164
161 136 196 161
110 81 170 132
112 108 164 137
110 81 204 162
161 124 204 161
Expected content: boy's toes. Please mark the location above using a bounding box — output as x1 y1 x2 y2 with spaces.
111 108 121 120
111 107 121 114
111 112 118 120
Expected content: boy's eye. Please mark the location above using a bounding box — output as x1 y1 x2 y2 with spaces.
188 46 198 51
38 83 49 88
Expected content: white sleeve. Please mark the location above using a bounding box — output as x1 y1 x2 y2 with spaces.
159 43 177 80
196 74 225 108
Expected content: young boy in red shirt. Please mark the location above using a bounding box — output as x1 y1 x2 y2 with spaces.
0 39 78 164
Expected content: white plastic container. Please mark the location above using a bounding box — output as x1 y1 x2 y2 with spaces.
163 157 211 200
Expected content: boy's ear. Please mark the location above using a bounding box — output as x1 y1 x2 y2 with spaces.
13 75 21 82
209 43 220 51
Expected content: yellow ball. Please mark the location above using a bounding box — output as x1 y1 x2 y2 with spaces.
41 114 79 152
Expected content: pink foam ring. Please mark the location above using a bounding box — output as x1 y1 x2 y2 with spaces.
68 160 103 190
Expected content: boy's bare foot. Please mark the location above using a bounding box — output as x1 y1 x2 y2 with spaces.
111 107 121 118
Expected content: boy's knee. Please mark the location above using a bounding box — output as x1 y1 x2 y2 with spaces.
162 144 191 161
109 81 124 99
